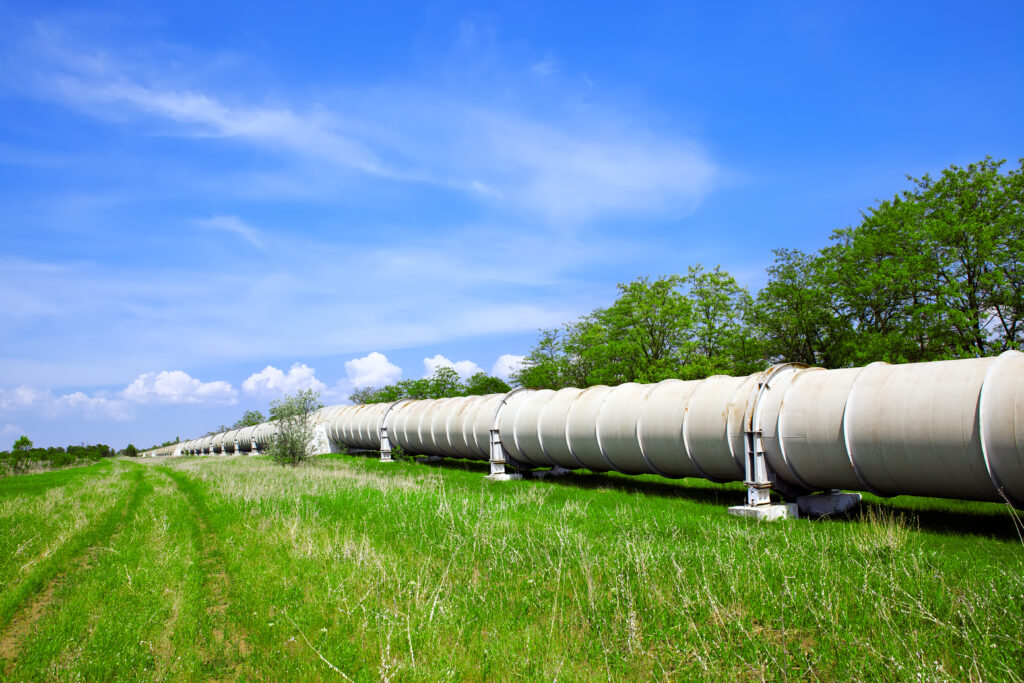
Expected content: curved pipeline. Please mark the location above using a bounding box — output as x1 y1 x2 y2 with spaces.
177 352 1024 506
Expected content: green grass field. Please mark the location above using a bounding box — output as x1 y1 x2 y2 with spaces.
0 454 1022 681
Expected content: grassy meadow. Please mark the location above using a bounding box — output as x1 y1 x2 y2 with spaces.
0 453 1022 681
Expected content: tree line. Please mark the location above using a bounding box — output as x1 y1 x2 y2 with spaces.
515 157 1023 389
1 436 117 475
348 367 511 404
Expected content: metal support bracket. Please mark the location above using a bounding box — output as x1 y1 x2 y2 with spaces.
729 364 802 521
379 425 394 462
378 398 412 463
486 427 521 481
485 389 533 481
743 428 774 507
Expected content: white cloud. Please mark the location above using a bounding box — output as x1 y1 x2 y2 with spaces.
491 354 525 381
242 363 326 397
344 352 401 388
0 385 50 410
423 354 483 380
0 385 132 421
22 30 717 224
55 392 133 420
123 370 237 405
48 74 390 177
531 54 558 76
195 214 264 249
1 424 23 437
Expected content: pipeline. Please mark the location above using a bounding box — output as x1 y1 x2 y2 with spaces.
150 352 1024 517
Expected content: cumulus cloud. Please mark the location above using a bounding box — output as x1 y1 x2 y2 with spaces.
123 370 237 405
242 363 326 396
55 392 133 420
423 354 483 380
345 352 401 388
0 385 50 410
0 385 132 421
491 354 525 381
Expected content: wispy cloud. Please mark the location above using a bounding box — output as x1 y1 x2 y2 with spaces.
0 424 22 438
12 23 718 224
531 53 558 76
195 214 265 249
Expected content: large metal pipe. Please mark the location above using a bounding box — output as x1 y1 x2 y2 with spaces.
179 352 1024 508
322 352 1024 506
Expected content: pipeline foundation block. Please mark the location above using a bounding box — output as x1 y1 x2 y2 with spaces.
486 472 523 481
728 503 798 521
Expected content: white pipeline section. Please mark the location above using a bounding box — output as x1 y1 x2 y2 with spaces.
170 352 1024 510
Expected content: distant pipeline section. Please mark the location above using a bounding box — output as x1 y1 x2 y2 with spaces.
143 352 1024 516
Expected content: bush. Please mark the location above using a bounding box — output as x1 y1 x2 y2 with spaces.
0 441 115 475
267 389 324 466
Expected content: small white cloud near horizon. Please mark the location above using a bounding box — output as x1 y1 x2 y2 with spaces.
124 370 237 405
57 391 133 420
195 214 264 249
344 352 402 388
242 363 326 397
1 423 23 438
491 354 525 381
0 384 133 421
423 354 482 380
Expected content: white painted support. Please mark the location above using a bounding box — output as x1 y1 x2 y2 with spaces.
743 428 774 507
378 399 412 463
734 364 804 519
484 388 531 481
379 425 394 462
486 427 521 481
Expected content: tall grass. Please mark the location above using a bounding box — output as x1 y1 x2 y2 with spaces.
0 455 1022 680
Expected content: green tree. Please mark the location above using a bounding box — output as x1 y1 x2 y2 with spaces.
349 367 511 403
267 389 324 466
755 248 851 366
348 386 383 404
427 366 465 398
12 435 33 452
514 328 571 389
516 274 705 388
124 444 138 458
597 275 695 383
233 410 266 429
757 157 1023 367
685 264 763 376
464 372 511 395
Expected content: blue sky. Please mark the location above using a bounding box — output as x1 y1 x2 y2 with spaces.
1 1 1022 449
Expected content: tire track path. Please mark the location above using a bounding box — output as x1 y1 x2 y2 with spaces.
0 468 145 674
162 467 253 679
